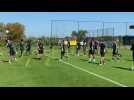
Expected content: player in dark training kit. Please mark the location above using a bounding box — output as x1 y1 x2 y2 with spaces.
60 40 65 59
7 39 17 64
19 39 25 57
25 40 31 55
88 38 96 63
99 40 106 65
83 39 87 56
112 40 120 60
76 41 81 56
37 39 44 59
67 39 70 54
94 40 99 55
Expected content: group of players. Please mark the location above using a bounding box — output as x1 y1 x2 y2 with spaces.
60 38 122 66
6 38 44 64
4 37 134 69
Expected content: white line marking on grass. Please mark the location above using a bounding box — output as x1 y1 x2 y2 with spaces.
45 54 127 87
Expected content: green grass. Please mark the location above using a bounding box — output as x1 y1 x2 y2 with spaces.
0 46 133 87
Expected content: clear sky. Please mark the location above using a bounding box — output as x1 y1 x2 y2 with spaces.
1 12 134 37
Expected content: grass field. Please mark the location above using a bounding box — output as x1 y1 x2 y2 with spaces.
0 46 133 87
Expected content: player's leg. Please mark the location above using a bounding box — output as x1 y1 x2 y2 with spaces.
76 48 78 56
13 50 17 61
88 50 92 62
102 53 105 65
83 46 86 55
9 55 12 64
61 51 62 59
133 52 134 62
20 49 22 56
112 50 115 60
99 57 102 65
100 51 104 65
92 50 96 63
77 49 80 56
116 50 120 60
61 51 64 59
40 49 43 59
14 54 17 61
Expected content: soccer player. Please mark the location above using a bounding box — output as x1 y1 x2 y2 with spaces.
112 40 120 60
99 40 106 65
76 41 81 56
7 39 17 64
15 40 20 55
25 40 31 55
67 39 70 54
37 39 44 59
60 40 65 59
88 38 96 63
19 39 25 57
49 40 54 55
83 39 87 55
94 40 99 55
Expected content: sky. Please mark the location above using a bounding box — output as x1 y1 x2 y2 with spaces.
1 12 134 37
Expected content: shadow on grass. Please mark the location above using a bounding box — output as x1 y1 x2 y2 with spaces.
112 66 129 71
1 60 9 62
105 59 112 62
79 58 100 65
80 59 89 62
33 57 60 61
32 58 41 60
88 61 99 65
126 59 133 62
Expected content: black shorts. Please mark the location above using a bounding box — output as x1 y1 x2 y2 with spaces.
77 48 80 51
38 49 43 54
100 51 105 57
9 50 15 56
61 51 65 55
113 50 117 55
89 49 95 55
26 48 31 51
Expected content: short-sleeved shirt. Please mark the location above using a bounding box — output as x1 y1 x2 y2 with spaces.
38 42 43 50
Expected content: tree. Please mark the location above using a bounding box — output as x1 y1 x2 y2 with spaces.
71 31 78 37
77 30 87 41
0 23 5 33
71 30 87 41
5 22 25 41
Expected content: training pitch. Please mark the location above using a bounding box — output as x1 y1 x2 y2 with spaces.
0 46 133 87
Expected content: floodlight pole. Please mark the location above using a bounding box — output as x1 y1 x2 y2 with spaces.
77 21 79 33
125 22 128 36
113 27 115 41
50 20 53 47
102 22 104 39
